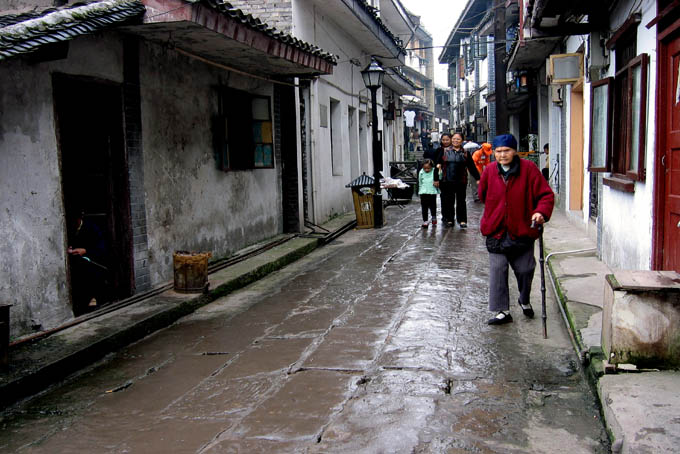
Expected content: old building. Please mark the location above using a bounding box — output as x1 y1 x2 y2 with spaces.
401 8 434 149
506 0 679 272
227 0 417 223
0 0 336 338
434 85 450 135
439 0 496 144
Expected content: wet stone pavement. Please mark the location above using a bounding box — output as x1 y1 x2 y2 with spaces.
0 191 609 453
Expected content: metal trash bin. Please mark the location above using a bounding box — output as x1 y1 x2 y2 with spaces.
173 252 212 293
346 173 382 229
0 304 11 371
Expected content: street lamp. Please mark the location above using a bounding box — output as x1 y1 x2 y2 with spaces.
361 58 386 228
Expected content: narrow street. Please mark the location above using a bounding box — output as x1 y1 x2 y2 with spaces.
0 194 609 453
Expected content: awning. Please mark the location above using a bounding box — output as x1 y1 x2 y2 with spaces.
506 33 560 71
383 67 419 96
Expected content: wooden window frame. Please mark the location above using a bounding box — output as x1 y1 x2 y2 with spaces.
624 53 648 181
588 77 613 172
214 88 274 171
610 53 648 182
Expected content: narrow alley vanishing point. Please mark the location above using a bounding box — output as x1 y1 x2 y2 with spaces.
0 199 608 453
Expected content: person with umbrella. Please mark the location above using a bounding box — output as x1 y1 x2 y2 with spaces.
478 134 554 325
435 132 480 228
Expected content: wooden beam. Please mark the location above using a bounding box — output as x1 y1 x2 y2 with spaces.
646 0 680 29
606 13 641 49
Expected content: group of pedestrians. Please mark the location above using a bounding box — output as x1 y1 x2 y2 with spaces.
417 132 480 229
416 133 555 326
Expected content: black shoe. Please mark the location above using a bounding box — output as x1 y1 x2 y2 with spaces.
446 221 454 227
488 312 513 325
459 222 467 229
519 301 534 318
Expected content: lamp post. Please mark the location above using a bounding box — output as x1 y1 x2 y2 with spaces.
361 58 386 228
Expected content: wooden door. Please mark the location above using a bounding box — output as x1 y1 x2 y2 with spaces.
659 33 680 271
570 85 584 211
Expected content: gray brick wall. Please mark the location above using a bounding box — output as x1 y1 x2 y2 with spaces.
228 0 293 33
123 37 151 293
276 84 301 232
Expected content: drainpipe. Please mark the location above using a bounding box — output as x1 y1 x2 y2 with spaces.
294 77 305 233
309 79 319 224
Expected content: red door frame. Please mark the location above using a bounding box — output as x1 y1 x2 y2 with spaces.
652 12 680 269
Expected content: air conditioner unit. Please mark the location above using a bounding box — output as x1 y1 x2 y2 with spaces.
548 53 583 85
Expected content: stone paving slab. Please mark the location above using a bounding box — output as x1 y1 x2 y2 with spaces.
4 201 676 453
0 200 609 453
599 371 680 453
0 214 356 408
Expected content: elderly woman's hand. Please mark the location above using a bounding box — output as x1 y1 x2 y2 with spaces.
531 213 545 225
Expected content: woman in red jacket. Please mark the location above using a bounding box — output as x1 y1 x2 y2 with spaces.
478 134 555 325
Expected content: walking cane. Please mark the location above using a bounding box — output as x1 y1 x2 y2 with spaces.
531 221 547 339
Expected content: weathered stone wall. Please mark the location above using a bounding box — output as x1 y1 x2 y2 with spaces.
0 34 124 338
139 42 283 285
227 0 292 33
0 32 285 337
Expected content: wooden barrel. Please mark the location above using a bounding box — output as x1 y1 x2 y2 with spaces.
173 251 211 293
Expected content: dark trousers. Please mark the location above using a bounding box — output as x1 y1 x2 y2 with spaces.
439 181 468 223
488 246 536 312
70 257 107 315
420 194 437 221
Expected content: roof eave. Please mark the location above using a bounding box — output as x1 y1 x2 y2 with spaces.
139 0 336 76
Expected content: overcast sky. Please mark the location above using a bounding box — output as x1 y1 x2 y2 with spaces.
399 0 468 86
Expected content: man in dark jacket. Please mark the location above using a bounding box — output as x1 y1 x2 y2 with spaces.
478 134 554 325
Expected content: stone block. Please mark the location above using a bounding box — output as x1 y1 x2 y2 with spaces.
602 271 680 368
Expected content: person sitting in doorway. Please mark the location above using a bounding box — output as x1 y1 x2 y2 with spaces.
68 210 109 315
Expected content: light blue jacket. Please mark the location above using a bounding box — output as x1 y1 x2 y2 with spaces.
418 168 440 195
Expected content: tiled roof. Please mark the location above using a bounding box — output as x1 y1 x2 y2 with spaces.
0 0 145 61
200 0 336 65
359 1 405 52
0 0 337 65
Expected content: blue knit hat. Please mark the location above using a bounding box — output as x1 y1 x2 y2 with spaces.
492 134 517 150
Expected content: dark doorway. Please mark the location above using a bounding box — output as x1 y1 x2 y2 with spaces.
53 74 133 315
278 85 300 233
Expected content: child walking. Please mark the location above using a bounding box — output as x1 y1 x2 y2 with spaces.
418 159 440 228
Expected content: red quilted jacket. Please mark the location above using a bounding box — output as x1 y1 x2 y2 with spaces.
478 158 555 240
